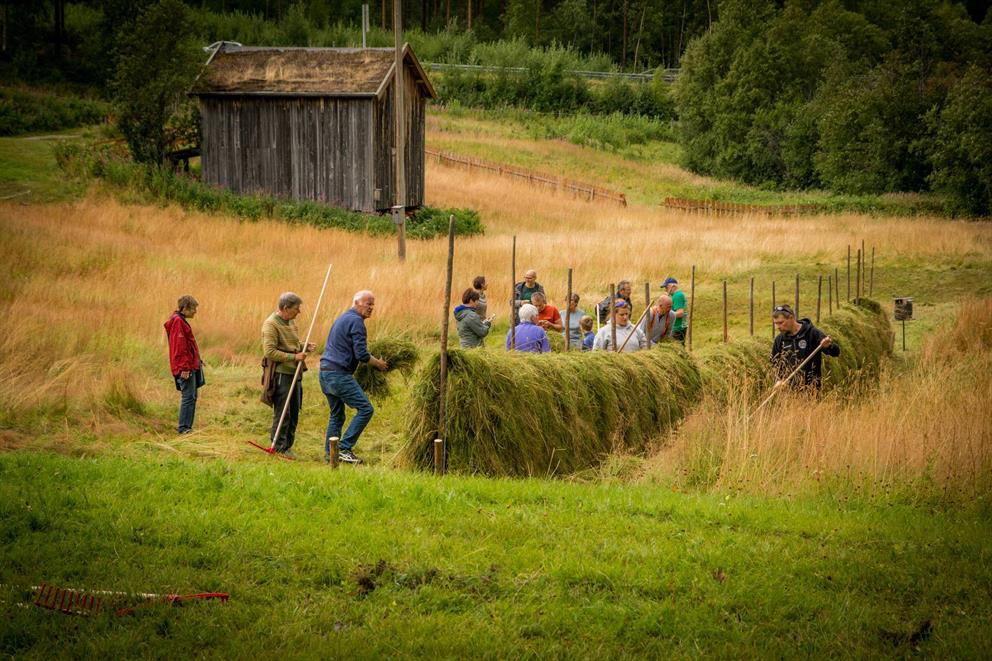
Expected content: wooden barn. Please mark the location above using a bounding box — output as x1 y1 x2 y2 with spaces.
189 43 436 213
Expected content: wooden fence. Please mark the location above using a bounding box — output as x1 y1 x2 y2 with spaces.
426 147 627 207
663 197 820 217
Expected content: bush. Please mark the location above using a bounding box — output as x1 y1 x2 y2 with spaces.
0 87 109 136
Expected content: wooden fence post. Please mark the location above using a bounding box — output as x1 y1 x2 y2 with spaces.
828 274 832 316
329 437 339 469
847 245 851 302
816 275 822 323
856 248 862 305
564 268 573 352
771 280 776 340
794 273 800 318
510 235 516 351
722 280 728 343
835 267 840 309
644 282 652 349
870 246 875 297
688 266 696 351
749 276 754 337
609 283 617 352
435 216 456 476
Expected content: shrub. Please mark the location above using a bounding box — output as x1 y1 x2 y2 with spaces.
0 87 109 136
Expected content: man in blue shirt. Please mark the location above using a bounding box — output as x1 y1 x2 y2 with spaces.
319 290 388 464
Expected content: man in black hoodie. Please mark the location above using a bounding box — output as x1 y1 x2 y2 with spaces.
771 304 840 390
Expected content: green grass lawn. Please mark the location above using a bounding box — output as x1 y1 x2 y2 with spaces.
2 452 990 657
0 130 91 203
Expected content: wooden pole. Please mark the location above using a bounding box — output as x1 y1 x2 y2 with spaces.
846 245 851 302
433 438 444 475
870 246 875 296
436 216 455 470
329 437 339 468
794 273 800 318
816 275 822 323
688 265 695 351
771 280 776 340
856 248 862 305
722 280 728 343
270 263 333 452
644 282 652 349
392 0 407 261
749 276 754 336
609 283 617 352
828 274 833 316
564 268 573 352
861 238 866 299
510 235 516 351
834 267 840 309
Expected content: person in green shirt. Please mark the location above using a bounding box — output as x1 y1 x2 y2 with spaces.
512 269 545 324
663 277 688 345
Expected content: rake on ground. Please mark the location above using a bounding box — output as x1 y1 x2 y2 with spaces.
247 263 332 460
22 583 229 616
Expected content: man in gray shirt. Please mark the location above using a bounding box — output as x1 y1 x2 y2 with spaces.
640 295 677 345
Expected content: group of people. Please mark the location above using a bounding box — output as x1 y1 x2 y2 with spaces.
452 269 691 355
166 290 389 463
164 273 841 461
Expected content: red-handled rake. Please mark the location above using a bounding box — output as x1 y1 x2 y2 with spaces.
28 583 229 616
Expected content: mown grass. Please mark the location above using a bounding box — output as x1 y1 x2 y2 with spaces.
2 452 991 657
0 132 88 203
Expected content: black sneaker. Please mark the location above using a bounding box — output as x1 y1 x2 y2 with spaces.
338 450 364 465
279 449 297 460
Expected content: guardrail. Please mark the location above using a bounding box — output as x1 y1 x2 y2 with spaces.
424 62 679 83
663 197 821 217
427 147 627 207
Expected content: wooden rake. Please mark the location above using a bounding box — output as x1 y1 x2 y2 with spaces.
752 341 827 415
20 583 229 616
247 263 332 460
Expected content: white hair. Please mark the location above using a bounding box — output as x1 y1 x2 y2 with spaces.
353 290 374 305
519 303 538 323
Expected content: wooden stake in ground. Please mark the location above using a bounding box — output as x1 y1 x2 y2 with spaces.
816 274 822 323
264 263 333 456
794 273 800 318
564 268 573 352
435 216 455 475
644 282 652 349
856 248 862 305
870 246 876 296
609 283 617 352
329 437 339 469
510 235 516 351
433 439 443 476
688 265 696 351
834 267 840 308
828 274 833 316
861 238 866 298
771 280 777 340
749 276 754 336
722 280 728 343
847 245 851 302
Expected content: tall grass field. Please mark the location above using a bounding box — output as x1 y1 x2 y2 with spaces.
1 105 991 655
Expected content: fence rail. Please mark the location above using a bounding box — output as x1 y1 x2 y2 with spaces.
424 62 679 83
426 147 627 207
663 197 820 217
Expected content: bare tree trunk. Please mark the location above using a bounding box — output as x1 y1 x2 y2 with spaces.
632 2 646 71
382 0 387 28
622 0 628 69
535 1 540 43
676 0 687 64
422 0 428 30
467 0 472 29
446 0 450 25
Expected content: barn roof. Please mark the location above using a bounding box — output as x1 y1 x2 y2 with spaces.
189 44 436 99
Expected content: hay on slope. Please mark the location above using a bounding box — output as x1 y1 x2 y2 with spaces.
401 344 701 476
354 338 419 400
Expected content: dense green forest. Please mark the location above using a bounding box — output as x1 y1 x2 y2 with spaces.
2 0 990 214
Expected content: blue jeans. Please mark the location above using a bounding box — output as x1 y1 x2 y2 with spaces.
176 372 199 433
319 371 374 454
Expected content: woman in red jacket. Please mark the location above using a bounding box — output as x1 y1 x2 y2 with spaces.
164 295 203 433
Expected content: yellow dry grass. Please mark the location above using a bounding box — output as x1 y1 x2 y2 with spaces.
643 299 992 503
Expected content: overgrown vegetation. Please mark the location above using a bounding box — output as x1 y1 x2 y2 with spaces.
53 140 483 238
0 86 109 136
675 0 992 215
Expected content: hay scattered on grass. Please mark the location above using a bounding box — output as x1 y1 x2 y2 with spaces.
354 338 419 400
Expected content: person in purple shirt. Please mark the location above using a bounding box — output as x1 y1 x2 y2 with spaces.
319 290 388 465
505 303 550 353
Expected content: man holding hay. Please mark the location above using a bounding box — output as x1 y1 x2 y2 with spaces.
593 300 647 352
771 304 840 390
319 290 388 465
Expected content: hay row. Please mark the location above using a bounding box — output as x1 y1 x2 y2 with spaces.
401 300 893 477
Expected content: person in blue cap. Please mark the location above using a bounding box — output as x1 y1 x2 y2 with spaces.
662 277 688 344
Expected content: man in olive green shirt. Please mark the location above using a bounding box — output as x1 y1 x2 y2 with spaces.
663 277 688 345
262 292 315 457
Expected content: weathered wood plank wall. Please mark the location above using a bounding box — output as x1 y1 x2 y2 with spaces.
374 64 427 210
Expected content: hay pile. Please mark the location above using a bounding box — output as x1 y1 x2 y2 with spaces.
402 299 893 476
403 345 701 476
354 338 419 400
